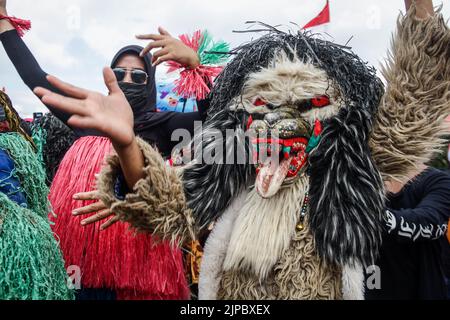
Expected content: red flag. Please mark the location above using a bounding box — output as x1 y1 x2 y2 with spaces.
302 0 330 29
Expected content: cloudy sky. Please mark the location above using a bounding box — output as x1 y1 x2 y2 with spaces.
0 0 448 117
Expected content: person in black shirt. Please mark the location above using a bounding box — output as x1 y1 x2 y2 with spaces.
429 134 450 299
443 151 450 299
363 0 450 301
365 165 450 300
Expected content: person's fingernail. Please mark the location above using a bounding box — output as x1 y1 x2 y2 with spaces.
72 210 78 215
81 220 86 226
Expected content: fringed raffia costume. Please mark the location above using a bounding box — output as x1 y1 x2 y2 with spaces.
96 7 450 300
0 91 73 300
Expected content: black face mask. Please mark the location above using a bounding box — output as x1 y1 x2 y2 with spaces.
118 82 149 116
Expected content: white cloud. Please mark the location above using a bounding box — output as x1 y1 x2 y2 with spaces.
26 34 78 69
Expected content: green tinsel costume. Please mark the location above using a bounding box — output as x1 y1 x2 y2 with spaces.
0 91 73 300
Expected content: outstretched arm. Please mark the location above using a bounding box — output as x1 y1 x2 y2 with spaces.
0 1 81 128
34 69 145 190
34 71 196 242
370 0 450 184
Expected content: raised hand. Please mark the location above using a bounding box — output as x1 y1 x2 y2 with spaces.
136 26 200 69
0 0 6 13
34 67 135 148
72 191 119 230
405 0 434 18
0 0 13 33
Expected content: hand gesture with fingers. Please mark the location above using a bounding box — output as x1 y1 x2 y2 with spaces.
136 27 200 69
34 67 135 148
72 191 120 230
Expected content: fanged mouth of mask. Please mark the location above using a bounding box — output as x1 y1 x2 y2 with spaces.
252 137 308 198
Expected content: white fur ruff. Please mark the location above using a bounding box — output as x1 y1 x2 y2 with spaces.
198 190 249 300
223 176 309 280
341 263 365 300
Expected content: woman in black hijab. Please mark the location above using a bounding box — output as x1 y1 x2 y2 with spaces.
1 3 208 300
110 44 207 157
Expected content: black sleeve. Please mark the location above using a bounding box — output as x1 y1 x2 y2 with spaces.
384 171 450 243
164 112 203 137
195 74 212 120
1 30 71 125
158 111 203 154
196 98 210 120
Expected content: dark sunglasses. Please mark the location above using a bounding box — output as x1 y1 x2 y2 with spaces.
113 67 148 84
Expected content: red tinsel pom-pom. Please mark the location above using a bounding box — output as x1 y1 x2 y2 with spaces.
0 15 31 37
168 63 223 100
166 30 225 100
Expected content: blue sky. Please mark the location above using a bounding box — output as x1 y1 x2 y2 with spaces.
1 0 449 117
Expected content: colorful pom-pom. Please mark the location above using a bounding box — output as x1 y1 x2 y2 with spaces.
0 15 31 37
167 30 230 100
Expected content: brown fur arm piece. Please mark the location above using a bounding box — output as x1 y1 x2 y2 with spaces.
370 5 450 182
97 137 196 245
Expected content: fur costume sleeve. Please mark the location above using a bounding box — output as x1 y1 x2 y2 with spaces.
96 137 196 246
370 5 450 183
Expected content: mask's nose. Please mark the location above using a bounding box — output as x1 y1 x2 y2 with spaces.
264 113 284 127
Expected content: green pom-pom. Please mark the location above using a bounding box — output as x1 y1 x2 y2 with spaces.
198 30 230 66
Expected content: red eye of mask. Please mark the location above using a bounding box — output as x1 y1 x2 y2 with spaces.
311 95 331 108
253 98 267 107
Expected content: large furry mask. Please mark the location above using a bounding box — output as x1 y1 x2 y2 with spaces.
184 29 386 267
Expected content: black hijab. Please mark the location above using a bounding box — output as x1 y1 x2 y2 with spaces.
110 46 176 145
